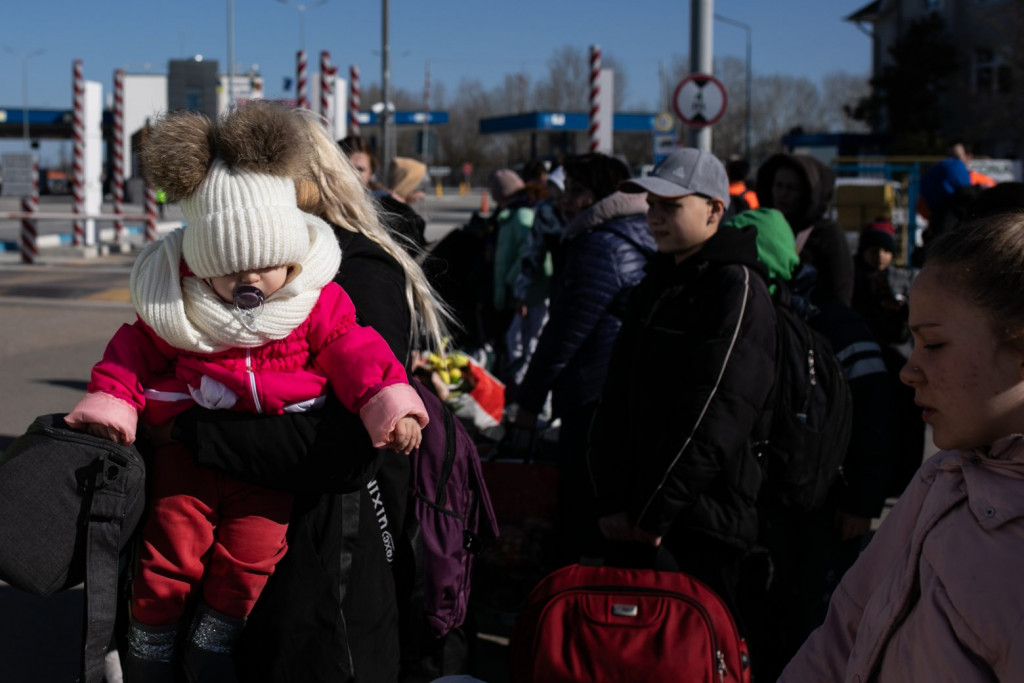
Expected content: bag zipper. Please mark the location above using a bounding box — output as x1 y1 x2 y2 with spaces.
245 349 263 414
433 406 456 508
35 424 141 467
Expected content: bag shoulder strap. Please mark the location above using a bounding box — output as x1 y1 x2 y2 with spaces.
80 454 131 683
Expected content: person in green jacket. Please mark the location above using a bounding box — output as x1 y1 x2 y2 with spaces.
491 168 548 387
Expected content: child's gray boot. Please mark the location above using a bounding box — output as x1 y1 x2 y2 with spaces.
181 602 244 683
121 617 179 683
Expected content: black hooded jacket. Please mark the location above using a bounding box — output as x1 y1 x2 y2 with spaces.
588 225 776 552
756 154 853 306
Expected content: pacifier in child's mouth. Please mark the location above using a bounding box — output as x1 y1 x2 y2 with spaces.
232 285 265 332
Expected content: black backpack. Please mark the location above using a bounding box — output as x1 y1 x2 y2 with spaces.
0 414 147 683
753 285 854 511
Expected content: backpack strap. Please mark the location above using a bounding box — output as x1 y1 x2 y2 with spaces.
80 453 133 683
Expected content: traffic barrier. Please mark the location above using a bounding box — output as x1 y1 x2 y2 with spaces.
20 159 39 264
480 189 490 214
320 51 335 124
349 64 360 137
589 45 601 153
112 69 125 244
296 50 308 110
145 181 158 243
3 208 168 261
72 59 86 246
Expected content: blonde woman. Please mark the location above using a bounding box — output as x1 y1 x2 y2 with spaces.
172 102 452 682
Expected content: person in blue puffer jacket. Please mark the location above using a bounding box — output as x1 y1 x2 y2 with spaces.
508 152 655 564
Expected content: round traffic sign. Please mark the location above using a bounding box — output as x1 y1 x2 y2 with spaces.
673 74 728 128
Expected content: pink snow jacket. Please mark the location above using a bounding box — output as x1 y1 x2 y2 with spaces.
66 282 427 448
781 435 1024 682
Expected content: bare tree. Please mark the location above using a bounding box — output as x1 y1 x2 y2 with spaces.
534 46 589 111
418 46 875 176
710 56 748 158
751 74 822 158
819 71 871 133
533 46 629 112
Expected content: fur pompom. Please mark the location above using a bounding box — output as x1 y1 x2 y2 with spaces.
139 111 215 201
214 101 305 179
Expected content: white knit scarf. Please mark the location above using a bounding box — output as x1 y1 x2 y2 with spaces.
130 215 342 353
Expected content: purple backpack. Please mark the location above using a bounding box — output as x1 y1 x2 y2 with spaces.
409 379 499 637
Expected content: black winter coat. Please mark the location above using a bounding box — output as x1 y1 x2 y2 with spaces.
516 192 654 416
588 226 776 552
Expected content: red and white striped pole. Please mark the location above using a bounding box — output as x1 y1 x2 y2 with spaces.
112 69 126 245
145 180 158 243
72 59 86 246
348 64 360 137
20 158 39 264
320 51 334 123
296 50 308 109
588 45 601 153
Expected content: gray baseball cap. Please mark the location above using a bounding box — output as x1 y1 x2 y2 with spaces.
622 148 731 209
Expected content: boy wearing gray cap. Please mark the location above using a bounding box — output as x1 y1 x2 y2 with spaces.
587 148 776 619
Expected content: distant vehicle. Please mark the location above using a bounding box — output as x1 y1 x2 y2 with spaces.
39 169 71 195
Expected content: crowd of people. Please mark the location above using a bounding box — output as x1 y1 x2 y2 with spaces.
58 96 1024 682
427 142 1024 681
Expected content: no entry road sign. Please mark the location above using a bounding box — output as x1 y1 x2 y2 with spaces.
673 74 728 129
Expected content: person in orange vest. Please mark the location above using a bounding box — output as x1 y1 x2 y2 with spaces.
917 142 997 224
953 142 997 188
726 156 759 216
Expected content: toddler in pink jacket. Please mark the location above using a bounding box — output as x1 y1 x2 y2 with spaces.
64 106 427 681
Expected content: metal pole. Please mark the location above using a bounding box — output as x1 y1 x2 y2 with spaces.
5 47 44 150
381 0 391 179
21 58 29 145
227 0 235 110
422 59 430 163
276 0 327 59
689 0 713 151
745 26 752 162
714 13 752 162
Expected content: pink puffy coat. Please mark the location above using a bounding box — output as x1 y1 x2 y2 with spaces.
66 282 427 447
781 435 1024 682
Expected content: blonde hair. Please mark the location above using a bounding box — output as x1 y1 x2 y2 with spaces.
289 108 451 353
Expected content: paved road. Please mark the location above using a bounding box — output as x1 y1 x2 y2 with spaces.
0 191 482 682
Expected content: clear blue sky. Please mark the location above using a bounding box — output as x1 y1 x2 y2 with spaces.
0 0 871 160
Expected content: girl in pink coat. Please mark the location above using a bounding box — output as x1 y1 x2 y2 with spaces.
781 212 1024 681
64 106 427 681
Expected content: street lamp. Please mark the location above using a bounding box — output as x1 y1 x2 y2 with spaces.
276 0 327 54
714 14 753 163
4 46 45 151
227 0 235 110
380 0 391 180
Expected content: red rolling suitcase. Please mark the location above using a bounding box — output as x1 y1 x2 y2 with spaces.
509 563 751 683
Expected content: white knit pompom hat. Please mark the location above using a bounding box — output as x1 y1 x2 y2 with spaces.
180 159 311 279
